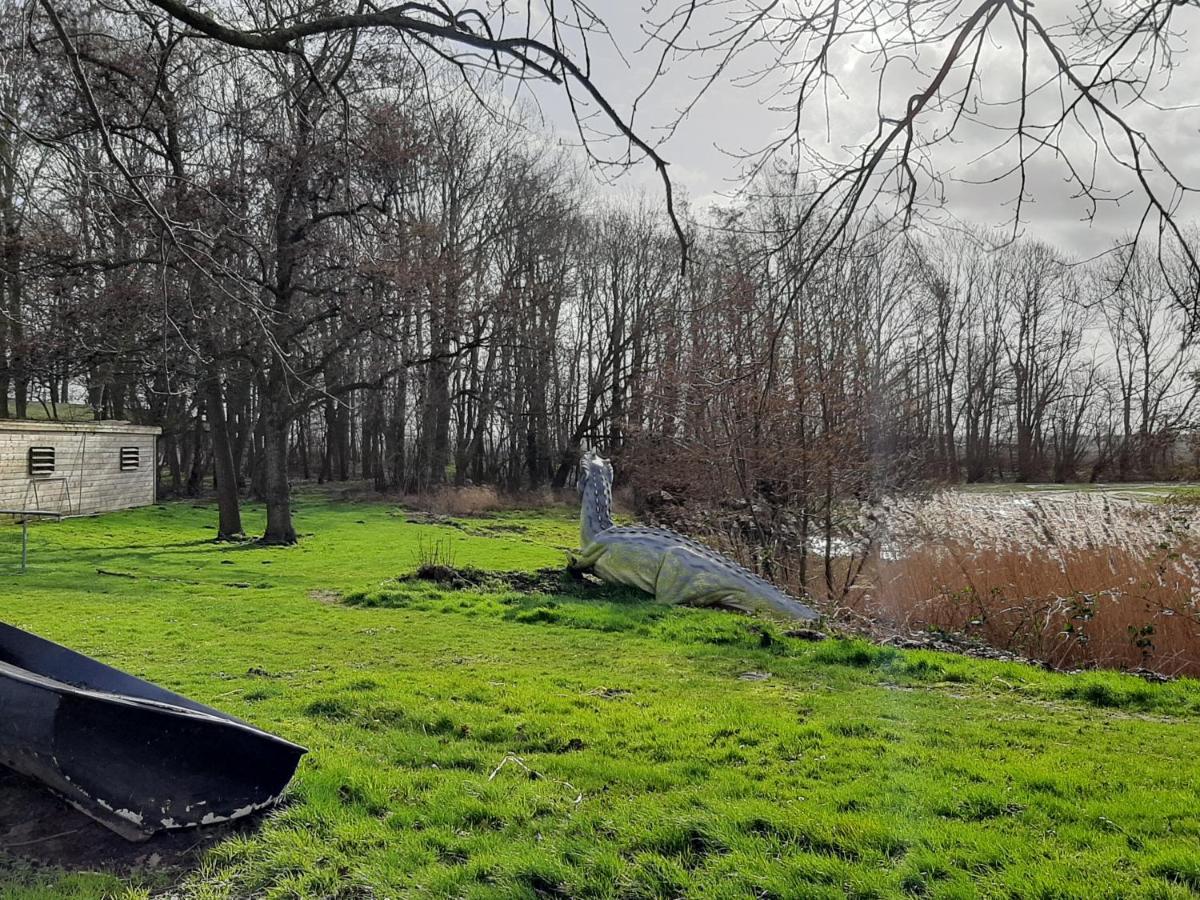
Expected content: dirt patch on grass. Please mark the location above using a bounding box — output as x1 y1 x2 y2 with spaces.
399 509 464 529
402 564 580 594
0 768 265 877
461 522 531 537
341 563 650 612
587 687 632 699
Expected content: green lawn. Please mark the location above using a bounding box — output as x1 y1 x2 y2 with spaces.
2 403 96 423
1 496 1199 899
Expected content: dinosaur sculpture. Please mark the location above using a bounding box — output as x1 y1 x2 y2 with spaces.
570 450 818 621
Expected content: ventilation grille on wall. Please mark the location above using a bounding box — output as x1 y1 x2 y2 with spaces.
120 447 140 471
29 447 55 476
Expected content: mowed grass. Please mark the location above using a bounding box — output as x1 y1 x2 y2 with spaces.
0 495 1199 899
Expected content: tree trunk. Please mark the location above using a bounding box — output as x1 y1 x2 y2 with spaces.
185 411 206 497
427 354 452 487
261 395 297 545
203 373 244 540
5 212 24 419
166 432 182 496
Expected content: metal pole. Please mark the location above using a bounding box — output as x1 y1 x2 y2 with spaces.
1 510 62 572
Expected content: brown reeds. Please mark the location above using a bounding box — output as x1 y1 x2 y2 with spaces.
691 490 1200 676
857 492 1200 676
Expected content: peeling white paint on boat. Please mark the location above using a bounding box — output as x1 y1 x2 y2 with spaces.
30 751 285 832
90 794 146 826
199 794 280 826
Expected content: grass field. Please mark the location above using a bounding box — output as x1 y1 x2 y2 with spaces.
1 495 1199 899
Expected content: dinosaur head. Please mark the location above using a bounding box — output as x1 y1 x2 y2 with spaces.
576 449 614 497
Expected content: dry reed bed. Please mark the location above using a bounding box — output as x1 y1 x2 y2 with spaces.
851 492 1200 676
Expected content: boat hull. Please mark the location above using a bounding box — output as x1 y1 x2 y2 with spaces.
0 622 305 841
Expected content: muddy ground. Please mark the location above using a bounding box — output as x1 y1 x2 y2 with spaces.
0 767 261 877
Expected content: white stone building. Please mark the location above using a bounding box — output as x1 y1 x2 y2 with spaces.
0 421 160 515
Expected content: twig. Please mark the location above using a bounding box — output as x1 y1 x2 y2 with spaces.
487 753 583 805
4 828 82 848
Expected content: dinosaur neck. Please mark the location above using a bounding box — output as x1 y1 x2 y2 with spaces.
581 477 613 544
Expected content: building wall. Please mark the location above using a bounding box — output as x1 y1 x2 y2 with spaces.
0 422 159 516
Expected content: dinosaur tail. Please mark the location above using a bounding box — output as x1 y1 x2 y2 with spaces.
762 582 819 621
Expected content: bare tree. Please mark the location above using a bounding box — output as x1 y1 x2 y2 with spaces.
640 0 1200 318
1102 240 1200 477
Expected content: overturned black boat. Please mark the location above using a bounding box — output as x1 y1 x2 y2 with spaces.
0 621 305 842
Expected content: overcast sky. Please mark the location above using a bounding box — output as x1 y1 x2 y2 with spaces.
526 0 1200 259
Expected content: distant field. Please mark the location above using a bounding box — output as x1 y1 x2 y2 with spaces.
951 481 1200 502
1 496 1199 898
1 403 96 423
